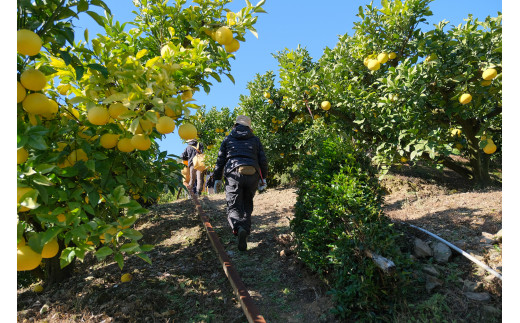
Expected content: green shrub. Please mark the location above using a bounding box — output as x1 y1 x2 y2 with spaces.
291 138 413 320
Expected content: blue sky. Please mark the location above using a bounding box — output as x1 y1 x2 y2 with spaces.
74 0 503 157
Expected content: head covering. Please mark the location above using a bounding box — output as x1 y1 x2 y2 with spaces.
187 139 197 146
235 115 252 128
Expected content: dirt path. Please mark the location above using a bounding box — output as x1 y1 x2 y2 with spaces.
200 188 338 322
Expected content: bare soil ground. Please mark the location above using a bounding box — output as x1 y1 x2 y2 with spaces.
17 165 502 322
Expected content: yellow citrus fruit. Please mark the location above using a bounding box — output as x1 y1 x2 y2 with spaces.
131 134 152 151
88 106 110 125
17 81 26 103
100 227 118 243
225 39 240 53
121 273 133 283
17 186 35 212
321 101 331 111
108 103 128 119
17 237 26 249
483 140 497 154
68 149 88 166
178 123 197 140
17 147 29 164
17 245 42 271
451 129 462 137
263 92 270 99
459 93 472 105
20 69 47 92
367 59 380 71
57 213 66 222
377 53 389 64
455 143 463 150
135 119 154 134
482 68 497 81
41 238 59 258
22 93 51 115
117 138 135 152
363 57 370 66
64 108 80 120
33 284 44 293
181 90 193 101
57 84 71 95
268 99 274 104
100 133 120 149
388 52 397 59
17 29 42 56
215 26 233 45
156 116 176 134
481 80 492 86
42 99 59 119
400 156 408 163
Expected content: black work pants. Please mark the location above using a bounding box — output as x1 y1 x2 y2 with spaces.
225 169 259 235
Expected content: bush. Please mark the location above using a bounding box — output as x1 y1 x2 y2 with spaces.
291 138 413 320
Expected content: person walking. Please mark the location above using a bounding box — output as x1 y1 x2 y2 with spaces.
213 115 268 251
181 139 205 196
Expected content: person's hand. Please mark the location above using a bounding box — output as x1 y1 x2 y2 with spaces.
258 179 267 191
214 180 222 192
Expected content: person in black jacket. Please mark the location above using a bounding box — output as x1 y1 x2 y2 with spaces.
213 115 268 251
181 139 204 196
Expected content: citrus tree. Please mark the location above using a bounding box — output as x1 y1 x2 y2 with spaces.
234 49 344 183
17 0 265 284
317 0 501 184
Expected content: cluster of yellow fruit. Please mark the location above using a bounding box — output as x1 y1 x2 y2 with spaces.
458 68 498 105
205 26 240 53
215 127 227 133
17 30 59 121
364 52 397 71
17 235 59 271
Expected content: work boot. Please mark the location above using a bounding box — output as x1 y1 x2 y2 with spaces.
237 227 247 251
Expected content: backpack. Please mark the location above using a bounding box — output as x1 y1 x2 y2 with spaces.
192 143 207 172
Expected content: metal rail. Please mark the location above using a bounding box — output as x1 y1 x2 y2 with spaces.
189 192 267 323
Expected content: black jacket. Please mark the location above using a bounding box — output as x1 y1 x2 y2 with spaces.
213 124 268 180
181 140 204 168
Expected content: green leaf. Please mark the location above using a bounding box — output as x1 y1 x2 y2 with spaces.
95 246 114 260
86 10 106 27
74 65 85 81
60 248 76 268
41 227 63 244
84 28 89 43
120 242 140 253
87 63 108 78
27 135 48 150
78 0 89 12
114 252 124 270
34 164 56 174
31 174 55 186
103 92 127 104
225 73 235 84
83 204 95 215
59 51 72 65
136 253 152 265
140 244 154 252
28 234 44 253
121 229 143 241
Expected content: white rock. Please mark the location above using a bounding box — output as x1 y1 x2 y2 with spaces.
414 238 433 258
432 242 452 263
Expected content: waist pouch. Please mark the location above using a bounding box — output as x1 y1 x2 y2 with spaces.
238 166 257 175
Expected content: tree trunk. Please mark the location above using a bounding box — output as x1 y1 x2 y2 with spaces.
44 240 75 286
